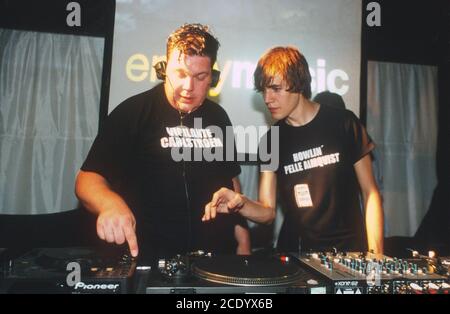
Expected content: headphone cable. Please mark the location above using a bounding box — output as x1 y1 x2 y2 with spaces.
167 74 193 253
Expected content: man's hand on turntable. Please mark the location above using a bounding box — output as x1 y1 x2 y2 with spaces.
75 170 139 257
202 187 245 221
97 205 139 257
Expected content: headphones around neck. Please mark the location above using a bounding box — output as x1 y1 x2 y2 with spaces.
154 61 220 88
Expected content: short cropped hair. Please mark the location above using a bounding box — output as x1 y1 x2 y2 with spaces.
167 23 220 67
254 46 312 99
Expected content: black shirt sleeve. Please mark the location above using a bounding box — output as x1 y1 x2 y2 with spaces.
217 106 241 179
81 97 143 183
344 110 375 164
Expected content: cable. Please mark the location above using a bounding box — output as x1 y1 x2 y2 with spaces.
166 74 193 253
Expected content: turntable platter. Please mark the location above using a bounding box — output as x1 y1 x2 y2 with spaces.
192 255 306 286
35 248 101 271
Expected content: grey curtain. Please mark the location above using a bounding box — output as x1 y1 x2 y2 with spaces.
367 61 438 237
0 29 104 214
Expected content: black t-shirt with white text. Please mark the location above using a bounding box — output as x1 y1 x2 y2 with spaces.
81 84 242 259
262 105 374 252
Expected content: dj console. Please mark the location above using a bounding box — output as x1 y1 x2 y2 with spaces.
1 247 448 294
0 247 136 294
298 251 450 294
146 252 327 294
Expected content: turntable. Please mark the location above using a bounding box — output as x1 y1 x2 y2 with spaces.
146 253 327 294
0 247 137 294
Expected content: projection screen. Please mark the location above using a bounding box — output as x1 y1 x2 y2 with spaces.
109 0 362 154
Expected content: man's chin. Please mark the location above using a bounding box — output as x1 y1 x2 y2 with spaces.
178 102 201 113
270 113 283 120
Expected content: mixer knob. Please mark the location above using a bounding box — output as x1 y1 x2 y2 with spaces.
410 283 423 292
428 282 439 290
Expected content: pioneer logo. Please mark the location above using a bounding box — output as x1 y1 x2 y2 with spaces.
74 282 120 291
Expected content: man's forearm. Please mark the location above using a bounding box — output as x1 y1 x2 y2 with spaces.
75 171 127 215
364 190 384 254
238 195 275 225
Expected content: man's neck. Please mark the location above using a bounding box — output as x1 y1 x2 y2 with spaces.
286 97 320 127
164 82 197 114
